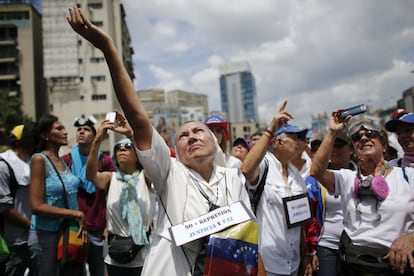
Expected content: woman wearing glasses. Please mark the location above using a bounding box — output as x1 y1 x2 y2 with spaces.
310 111 414 275
85 113 153 276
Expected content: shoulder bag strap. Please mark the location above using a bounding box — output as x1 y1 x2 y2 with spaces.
251 158 269 214
42 153 68 209
0 157 18 198
157 195 193 272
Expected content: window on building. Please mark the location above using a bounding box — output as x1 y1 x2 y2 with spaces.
87 3 103 9
91 76 106 82
91 21 103 27
90 57 105 63
91 94 107 101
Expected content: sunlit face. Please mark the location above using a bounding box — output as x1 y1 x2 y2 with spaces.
351 128 383 159
395 123 414 151
276 133 299 158
76 125 95 145
115 142 138 166
47 121 68 146
231 143 249 161
176 122 216 167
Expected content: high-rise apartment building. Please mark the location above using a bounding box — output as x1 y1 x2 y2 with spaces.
219 61 258 123
0 0 48 120
42 0 134 153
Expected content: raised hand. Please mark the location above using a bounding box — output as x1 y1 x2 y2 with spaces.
113 111 134 138
268 100 294 132
66 7 111 51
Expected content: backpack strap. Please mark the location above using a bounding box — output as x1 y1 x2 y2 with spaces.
0 157 18 199
250 158 269 215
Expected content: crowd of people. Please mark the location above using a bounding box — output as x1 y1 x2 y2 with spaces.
1 6 414 276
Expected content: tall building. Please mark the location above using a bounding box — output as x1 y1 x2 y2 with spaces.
219 61 258 123
0 0 48 120
42 0 134 153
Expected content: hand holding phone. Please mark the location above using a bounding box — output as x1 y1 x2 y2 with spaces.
105 112 116 123
340 104 367 119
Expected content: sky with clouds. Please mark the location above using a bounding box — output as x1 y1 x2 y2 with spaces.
122 0 414 128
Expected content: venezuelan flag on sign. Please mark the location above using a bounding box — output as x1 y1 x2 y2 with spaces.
203 220 259 276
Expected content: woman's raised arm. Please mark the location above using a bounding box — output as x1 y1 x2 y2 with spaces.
66 7 152 150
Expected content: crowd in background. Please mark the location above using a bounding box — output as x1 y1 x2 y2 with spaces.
1 6 414 276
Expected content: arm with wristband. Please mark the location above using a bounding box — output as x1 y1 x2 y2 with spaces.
242 100 293 185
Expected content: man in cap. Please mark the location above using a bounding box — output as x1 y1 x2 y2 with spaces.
385 112 414 167
62 116 115 276
231 137 250 162
0 122 37 276
242 101 309 276
309 132 324 159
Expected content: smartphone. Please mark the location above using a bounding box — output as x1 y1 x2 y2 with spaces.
340 104 367 119
105 112 116 123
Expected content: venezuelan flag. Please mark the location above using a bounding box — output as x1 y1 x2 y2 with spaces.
203 220 258 276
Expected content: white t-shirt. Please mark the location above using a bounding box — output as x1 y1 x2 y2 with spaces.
255 152 307 275
138 128 252 276
318 192 343 250
333 167 414 247
105 171 153 267
0 150 31 246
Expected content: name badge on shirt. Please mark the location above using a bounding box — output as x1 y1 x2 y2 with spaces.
169 201 254 247
282 193 311 229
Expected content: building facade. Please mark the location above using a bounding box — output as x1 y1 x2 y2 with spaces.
0 1 47 121
166 89 209 121
42 0 134 153
219 61 258 123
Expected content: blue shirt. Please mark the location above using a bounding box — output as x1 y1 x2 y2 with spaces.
30 153 80 232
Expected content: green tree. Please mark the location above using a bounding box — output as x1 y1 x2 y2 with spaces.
0 89 31 132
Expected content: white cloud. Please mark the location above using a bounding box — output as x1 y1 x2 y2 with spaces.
167 41 189 53
123 0 414 128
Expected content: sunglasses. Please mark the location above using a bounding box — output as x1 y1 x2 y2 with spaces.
115 142 134 151
73 116 97 127
351 129 380 142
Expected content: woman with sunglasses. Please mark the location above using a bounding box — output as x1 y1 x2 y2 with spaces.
85 113 153 276
310 111 414 275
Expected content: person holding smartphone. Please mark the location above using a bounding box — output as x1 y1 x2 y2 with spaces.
62 116 116 276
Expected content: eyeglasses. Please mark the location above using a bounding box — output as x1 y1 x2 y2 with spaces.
351 129 380 142
348 120 380 137
114 142 134 151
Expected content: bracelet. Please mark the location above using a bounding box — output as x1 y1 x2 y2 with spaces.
263 128 273 138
